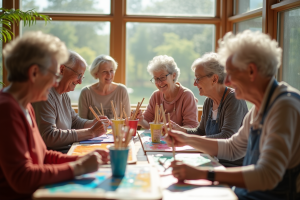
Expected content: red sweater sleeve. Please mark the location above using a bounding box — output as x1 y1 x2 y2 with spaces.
0 98 75 195
44 150 78 164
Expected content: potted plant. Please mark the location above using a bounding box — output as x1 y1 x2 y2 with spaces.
0 7 51 85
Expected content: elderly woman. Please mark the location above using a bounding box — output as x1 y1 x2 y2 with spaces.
169 52 248 166
166 31 300 200
79 55 130 120
0 32 108 200
138 55 198 129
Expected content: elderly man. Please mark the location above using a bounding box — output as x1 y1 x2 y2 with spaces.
33 51 107 153
165 30 300 200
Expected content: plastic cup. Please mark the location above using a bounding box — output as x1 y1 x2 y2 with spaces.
109 145 129 177
150 122 163 143
128 119 139 136
111 119 125 136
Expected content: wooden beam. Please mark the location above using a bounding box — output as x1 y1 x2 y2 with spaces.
110 0 126 85
228 8 262 23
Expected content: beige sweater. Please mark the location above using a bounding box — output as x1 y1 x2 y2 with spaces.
217 77 300 192
78 83 130 120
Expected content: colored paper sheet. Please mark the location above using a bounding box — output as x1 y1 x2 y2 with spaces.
147 152 223 175
70 144 133 163
33 166 162 200
138 130 199 152
80 134 114 144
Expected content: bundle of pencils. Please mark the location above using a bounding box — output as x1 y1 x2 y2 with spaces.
111 125 134 149
130 97 145 120
110 100 127 120
89 106 108 137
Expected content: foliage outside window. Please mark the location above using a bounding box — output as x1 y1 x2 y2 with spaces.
126 23 215 104
279 7 300 90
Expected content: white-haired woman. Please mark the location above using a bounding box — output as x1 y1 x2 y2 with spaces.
0 32 108 200
137 55 199 129
165 31 300 200
169 52 248 167
78 55 130 120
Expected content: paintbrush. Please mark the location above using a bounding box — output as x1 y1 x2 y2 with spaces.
158 159 169 172
168 113 176 160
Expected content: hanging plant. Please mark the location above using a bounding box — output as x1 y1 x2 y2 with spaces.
0 8 51 42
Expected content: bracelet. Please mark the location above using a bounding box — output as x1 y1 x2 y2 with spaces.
207 169 215 182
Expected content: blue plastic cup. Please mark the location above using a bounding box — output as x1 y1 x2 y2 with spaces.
109 146 129 177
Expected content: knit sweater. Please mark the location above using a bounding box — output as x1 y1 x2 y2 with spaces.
143 82 199 128
0 91 78 200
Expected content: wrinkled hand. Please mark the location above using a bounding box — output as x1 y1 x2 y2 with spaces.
171 160 203 181
70 151 106 176
132 110 143 121
165 129 188 147
163 120 185 132
90 120 106 138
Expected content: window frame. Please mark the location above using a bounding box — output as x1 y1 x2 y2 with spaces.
1 0 224 88
2 0 300 100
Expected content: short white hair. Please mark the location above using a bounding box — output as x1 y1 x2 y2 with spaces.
147 55 180 82
89 55 118 79
3 31 68 82
191 52 225 84
63 50 87 68
218 30 282 77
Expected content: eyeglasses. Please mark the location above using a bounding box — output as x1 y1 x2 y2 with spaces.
46 69 63 83
194 74 213 84
36 64 62 83
64 65 85 80
150 73 171 83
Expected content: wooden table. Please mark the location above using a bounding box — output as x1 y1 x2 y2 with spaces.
33 131 237 200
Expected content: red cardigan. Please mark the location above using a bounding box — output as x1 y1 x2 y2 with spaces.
0 91 78 200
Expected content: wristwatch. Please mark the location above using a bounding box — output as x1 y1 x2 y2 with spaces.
207 169 215 182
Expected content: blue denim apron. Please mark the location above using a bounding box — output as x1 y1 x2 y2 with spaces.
205 87 228 136
235 80 300 200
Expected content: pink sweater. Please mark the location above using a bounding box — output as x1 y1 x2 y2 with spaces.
143 82 199 128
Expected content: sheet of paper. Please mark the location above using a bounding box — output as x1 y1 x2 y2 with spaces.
147 152 224 175
79 134 114 144
138 130 199 152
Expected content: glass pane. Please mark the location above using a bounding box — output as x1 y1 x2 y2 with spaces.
126 23 215 105
234 17 262 33
21 21 110 103
234 0 263 15
20 0 110 14
279 7 300 90
127 0 215 17
0 40 2 90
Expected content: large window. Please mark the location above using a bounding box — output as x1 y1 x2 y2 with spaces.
21 21 110 102
126 23 215 104
19 0 111 102
278 7 300 90
3 0 299 107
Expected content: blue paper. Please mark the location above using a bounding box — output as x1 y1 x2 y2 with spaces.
80 134 114 144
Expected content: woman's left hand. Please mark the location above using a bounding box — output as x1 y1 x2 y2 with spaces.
171 160 204 181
